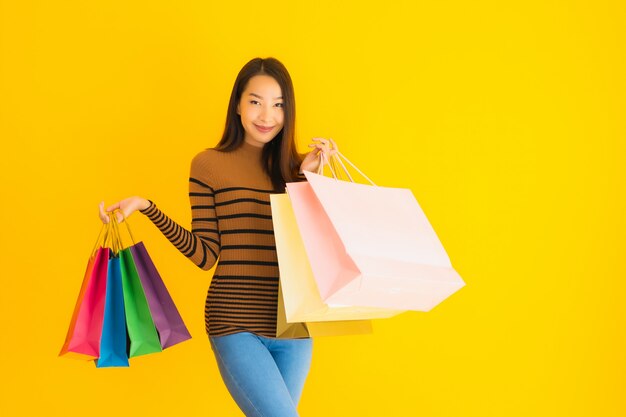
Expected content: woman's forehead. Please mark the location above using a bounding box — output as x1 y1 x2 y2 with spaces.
244 75 282 98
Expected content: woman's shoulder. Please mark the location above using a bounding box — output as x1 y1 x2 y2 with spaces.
191 147 225 166
189 147 227 183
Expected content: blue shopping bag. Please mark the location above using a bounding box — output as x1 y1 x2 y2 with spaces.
95 252 129 368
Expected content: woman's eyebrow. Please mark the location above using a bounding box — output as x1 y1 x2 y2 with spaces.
248 93 283 100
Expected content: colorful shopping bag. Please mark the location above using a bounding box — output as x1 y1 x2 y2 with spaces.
270 192 403 323
130 242 191 349
118 248 162 357
286 152 465 312
95 252 129 368
59 224 110 360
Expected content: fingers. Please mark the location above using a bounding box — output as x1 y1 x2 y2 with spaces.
310 141 333 163
311 137 333 150
311 138 337 153
99 201 127 224
329 138 339 153
99 201 110 224
115 210 125 224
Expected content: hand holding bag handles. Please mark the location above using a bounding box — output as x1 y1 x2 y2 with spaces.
287 146 466 312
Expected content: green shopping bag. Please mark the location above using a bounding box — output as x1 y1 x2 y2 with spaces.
110 216 162 358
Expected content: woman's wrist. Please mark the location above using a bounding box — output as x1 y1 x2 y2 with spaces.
138 198 152 212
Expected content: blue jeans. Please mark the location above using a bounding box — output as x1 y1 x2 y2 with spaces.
209 332 313 417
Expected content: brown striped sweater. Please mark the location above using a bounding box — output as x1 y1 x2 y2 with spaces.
139 140 307 338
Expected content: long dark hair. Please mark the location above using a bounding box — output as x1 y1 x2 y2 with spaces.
214 57 303 192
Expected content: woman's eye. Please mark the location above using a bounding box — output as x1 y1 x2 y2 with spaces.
250 100 259 105
276 103 284 108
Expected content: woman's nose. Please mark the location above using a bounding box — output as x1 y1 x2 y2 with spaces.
260 105 274 121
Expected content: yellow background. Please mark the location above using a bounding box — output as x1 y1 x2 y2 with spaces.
1 1 624 416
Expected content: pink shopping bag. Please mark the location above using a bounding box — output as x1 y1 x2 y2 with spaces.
270 192 402 323
59 246 110 359
286 153 465 312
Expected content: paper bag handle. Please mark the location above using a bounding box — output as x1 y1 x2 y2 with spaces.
108 212 123 254
90 222 109 258
313 141 377 186
333 151 377 186
110 210 137 250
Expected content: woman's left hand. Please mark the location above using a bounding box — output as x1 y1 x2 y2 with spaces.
299 137 338 174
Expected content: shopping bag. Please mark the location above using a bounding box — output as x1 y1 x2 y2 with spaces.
118 248 162 357
287 152 465 312
276 283 373 338
59 224 110 360
130 242 191 349
270 192 403 323
110 217 162 358
95 251 129 368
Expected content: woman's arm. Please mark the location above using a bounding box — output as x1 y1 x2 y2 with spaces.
101 154 221 271
139 199 220 271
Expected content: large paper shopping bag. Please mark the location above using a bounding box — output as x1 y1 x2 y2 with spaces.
129 242 191 349
276 286 309 339
119 248 162 358
59 245 110 360
285 168 465 312
95 252 129 368
270 193 403 323
276 283 373 338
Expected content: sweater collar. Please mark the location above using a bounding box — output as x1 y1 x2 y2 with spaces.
238 139 265 156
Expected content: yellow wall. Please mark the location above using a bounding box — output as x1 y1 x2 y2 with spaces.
1 1 624 416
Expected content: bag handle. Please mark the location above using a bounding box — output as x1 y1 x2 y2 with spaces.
313 142 377 187
108 212 123 254
316 151 339 179
333 151 377 186
89 209 136 256
109 210 137 251
90 221 110 258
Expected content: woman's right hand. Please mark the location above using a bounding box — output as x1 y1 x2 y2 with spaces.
98 196 150 224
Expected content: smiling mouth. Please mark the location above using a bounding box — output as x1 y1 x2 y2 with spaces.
255 124 275 131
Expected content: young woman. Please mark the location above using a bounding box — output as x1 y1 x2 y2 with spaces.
98 57 337 416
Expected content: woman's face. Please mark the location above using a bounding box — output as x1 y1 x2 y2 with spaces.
237 74 285 148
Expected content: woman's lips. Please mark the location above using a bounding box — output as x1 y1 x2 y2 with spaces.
255 124 274 133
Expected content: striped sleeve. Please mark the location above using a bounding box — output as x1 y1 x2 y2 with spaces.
139 154 220 271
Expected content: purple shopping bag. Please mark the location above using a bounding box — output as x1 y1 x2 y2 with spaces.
129 242 191 349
